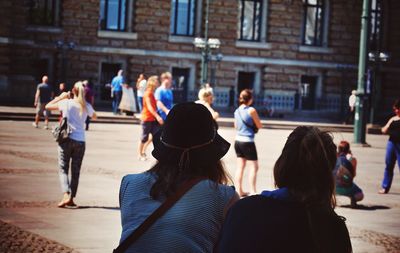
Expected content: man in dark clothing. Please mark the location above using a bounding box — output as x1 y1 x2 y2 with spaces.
33 75 54 129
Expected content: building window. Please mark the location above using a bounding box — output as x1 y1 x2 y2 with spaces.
100 0 128 31
302 0 325 46
29 0 59 26
238 0 263 41
170 0 196 36
369 0 383 51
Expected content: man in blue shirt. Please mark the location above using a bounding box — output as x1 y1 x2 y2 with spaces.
155 72 173 120
111 69 124 115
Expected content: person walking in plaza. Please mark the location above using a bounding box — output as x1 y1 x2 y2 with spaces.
45 81 96 208
334 141 364 207
111 69 124 115
217 126 352 253
116 102 238 252
83 80 95 131
379 98 400 194
155 71 173 120
233 89 262 197
138 76 163 161
136 73 147 113
33 75 54 129
196 87 219 120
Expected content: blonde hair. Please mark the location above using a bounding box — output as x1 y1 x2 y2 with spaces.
146 75 159 91
73 81 87 115
160 72 172 81
198 88 213 102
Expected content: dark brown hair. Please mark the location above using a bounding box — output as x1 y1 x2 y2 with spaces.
393 98 400 109
148 161 231 199
239 89 253 105
274 126 337 208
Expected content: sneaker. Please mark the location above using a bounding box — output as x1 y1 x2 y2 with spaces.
32 122 38 128
43 125 49 130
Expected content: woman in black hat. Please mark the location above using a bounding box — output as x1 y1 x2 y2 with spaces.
117 102 239 253
217 126 352 253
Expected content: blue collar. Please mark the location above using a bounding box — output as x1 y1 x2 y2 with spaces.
261 187 292 202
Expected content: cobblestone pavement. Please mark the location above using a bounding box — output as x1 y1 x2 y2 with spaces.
0 121 399 252
0 220 76 253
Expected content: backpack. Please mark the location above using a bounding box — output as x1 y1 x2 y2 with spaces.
335 156 354 188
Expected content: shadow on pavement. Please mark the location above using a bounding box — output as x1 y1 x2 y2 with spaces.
75 206 120 210
339 204 390 210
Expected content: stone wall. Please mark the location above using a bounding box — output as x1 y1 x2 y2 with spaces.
0 0 398 118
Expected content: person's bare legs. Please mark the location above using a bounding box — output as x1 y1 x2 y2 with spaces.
44 116 49 129
138 141 146 160
34 114 40 126
235 158 248 197
248 160 259 195
142 133 153 156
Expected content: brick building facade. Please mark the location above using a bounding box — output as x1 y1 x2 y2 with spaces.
0 0 399 121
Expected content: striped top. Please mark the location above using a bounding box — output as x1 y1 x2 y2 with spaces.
118 172 235 253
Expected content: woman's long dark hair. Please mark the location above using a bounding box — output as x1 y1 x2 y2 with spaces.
148 161 231 199
274 126 337 208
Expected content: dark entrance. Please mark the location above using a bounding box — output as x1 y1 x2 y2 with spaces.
100 63 122 101
300 75 317 110
238 71 255 94
171 67 189 103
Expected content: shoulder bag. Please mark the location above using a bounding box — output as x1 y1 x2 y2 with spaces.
113 177 204 253
238 107 258 133
52 100 71 143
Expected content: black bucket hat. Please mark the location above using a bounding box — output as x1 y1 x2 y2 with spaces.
152 102 230 168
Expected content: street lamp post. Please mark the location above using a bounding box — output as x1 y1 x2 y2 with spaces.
354 0 370 145
193 0 221 85
193 38 221 85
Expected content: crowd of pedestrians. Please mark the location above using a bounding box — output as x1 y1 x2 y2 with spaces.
31 71 399 252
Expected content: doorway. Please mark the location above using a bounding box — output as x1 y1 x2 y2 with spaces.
237 71 255 94
300 75 317 110
172 67 190 103
100 63 122 101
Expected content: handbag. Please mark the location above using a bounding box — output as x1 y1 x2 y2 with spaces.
52 101 71 143
238 107 258 133
335 156 354 188
113 177 205 253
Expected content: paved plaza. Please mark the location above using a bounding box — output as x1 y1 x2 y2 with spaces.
0 120 399 252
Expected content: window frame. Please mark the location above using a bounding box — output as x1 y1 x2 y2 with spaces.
100 0 129 32
238 0 263 42
29 0 60 27
369 0 383 51
170 0 197 37
301 0 325 47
